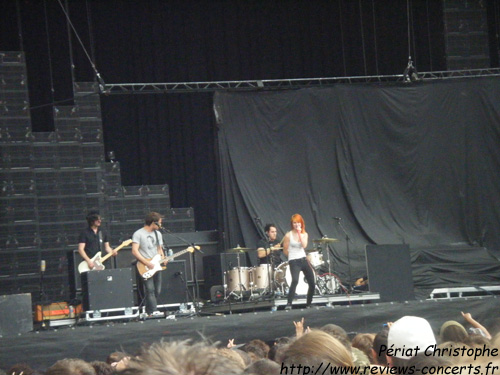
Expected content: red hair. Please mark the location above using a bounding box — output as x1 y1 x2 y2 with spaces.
290 214 305 233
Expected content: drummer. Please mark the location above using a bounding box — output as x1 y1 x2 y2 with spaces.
256 223 283 267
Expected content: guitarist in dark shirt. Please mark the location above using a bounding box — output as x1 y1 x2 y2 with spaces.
78 210 116 270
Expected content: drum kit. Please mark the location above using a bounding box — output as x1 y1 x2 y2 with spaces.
223 237 343 301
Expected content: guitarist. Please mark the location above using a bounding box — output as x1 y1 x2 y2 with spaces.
131 212 167 317
78 210 117 271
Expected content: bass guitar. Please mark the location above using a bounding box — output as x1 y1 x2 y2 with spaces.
77 239 133 274
137 246 199 280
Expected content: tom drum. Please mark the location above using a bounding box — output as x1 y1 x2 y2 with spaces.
226 267 251 292
306 251 324 268
251 264 272 290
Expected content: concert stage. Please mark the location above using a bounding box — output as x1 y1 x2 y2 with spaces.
1 293 499 371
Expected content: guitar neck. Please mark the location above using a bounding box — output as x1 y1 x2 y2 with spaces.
99 240 132 263
165 247 193 261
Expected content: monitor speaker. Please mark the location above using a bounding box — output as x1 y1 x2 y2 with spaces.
82 268 134 310
365 244 415 302
156 260 188 305
0 293 33 336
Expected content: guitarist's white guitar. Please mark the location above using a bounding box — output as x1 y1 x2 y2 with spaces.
78 239 133 274
137 246 200 280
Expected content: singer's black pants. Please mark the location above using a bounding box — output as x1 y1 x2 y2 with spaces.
287 257 315 305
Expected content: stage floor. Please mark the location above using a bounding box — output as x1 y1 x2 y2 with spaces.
1 294 499 371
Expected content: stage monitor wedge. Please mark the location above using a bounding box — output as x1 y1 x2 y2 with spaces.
365 244 415 302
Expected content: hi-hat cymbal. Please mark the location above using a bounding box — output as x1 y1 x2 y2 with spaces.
227 246 251 252
312 237 339 243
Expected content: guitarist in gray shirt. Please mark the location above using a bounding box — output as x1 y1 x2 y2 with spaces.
132 212 167 317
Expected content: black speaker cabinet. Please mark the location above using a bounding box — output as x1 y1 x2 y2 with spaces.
68 249 117 297
365 244 415 302
82 268 134 311
156 260 188 305
115 248 138 287
0 293 33 336
203 253 248 288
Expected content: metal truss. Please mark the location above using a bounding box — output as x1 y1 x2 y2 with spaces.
100 67 500 95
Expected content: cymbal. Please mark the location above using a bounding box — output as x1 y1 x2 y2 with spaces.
227 246 251 252
312 237 339 243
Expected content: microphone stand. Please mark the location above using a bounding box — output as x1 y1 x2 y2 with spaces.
158 226 204 316
175 271 195 316
254 218 274 300
39 261 47 329
334 219 353 292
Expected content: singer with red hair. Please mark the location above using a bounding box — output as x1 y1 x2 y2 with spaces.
282 214 315 309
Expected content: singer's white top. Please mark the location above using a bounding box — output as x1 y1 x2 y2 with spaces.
287 231 306 261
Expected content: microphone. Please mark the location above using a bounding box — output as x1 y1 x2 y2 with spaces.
40 260 46 273
174 271 183 277
333 217 342 221
254 216 262 223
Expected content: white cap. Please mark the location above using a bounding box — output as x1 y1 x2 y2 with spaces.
388 316 436 359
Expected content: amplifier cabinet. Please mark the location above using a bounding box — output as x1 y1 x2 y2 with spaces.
0 293 33 336
82 268 134 311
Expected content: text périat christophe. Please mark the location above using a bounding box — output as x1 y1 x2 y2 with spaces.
379 344 498 362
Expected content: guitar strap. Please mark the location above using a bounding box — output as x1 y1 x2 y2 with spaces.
153 230 162 253
98 230 103 253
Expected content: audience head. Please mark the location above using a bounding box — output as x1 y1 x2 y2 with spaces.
243 359 281 375
440 321 468 344
352 333 376 363
119 340 243 375
282 330 354 370
45 358 96 375
242 339 270 362
106 351 128 365
7 364 35 375
216 348 246 371
320 323 351 349
407 354 453 375
268 337 293 363
387 316 436 367
90 361 114 375
372 327 390 366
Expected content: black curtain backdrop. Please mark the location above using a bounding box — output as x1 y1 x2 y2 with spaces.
215 78 500 285
1 0 452 231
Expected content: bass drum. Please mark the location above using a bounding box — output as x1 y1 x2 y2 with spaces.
274 262 311 295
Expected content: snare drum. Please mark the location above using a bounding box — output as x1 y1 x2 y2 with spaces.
251 264 272 290
274 262 311 295
307 251 324 268
226 267 251 292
